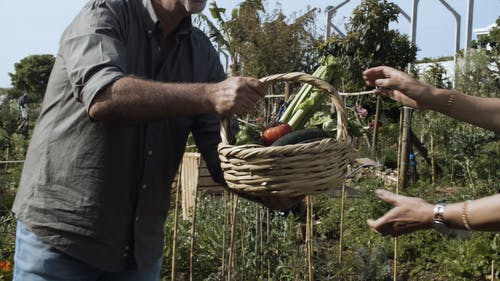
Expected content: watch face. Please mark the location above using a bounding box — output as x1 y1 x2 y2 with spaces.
433 204 446 221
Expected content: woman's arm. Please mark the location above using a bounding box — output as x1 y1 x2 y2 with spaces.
367 190 500 236
363 66 500 133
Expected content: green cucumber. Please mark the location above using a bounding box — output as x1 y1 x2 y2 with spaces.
271 128 328 146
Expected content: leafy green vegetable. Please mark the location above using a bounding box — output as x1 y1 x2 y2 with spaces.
279 55 340 131
234 124 262 145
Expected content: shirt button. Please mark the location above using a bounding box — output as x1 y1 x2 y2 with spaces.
123 252 128 257
147 30 153 36
142 184 147 190
147 150 153 156
135 216 140 222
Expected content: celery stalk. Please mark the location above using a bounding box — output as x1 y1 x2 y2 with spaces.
280 56 338 130
279 66 326 124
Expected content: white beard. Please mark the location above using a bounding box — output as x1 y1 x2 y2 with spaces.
183 0 207 13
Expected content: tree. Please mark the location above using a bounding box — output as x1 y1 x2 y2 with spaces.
235 7 319 78
197 0 319 77
8 54 55 101
421 63 452 89
316 0 417 91
475 17 500 54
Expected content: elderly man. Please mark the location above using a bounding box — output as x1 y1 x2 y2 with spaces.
12 0 266 280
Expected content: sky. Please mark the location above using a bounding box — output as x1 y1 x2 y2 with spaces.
0 0 498 88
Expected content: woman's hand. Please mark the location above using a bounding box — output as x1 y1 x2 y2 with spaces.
362 66 435 110
367 189 435 237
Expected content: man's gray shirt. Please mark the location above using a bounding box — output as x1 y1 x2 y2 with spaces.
12 0 226 272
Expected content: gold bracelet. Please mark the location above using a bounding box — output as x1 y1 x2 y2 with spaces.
462 200 473 231
447 89 456 107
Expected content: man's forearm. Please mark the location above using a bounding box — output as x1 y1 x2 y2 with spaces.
89 76 214 122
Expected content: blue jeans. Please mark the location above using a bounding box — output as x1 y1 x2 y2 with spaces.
13 222 162 281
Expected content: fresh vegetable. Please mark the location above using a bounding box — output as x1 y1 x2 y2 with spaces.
234 56 340 147
262 123 292 146
279 56 340 131
235 124 262 145
271 128 328 146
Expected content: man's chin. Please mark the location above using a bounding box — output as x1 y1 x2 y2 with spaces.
185 1 207 13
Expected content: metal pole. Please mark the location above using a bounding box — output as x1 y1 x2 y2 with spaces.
326 9 332 39
437 0 462 86
438 0 461 55
410 0 420 45
464 0 475 51
396 5 411 22
325 0 350 39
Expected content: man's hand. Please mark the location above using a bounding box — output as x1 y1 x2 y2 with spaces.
206 77 266 116
367 189 434 237
362 66 435 110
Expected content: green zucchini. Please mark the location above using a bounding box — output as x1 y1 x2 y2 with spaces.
271 128 328 146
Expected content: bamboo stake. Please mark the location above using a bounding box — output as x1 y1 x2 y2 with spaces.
227 194 239 281
3 148 9 172
492 260 495 281
259 208 264 279
170 172 181 281
240 206 246 276
371 96 381 155
393 237 398 281
398 107 411 189
189 179 199 281
284 82 290 102
393 107 412 281
431 135 435 185
338 183 347 263
306 196 311 281
266 208 271 280
221 191 228 280
310 196 314 263
306 195 314 281
254 208 259 277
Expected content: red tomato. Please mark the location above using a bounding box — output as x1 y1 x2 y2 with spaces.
262 123 292 146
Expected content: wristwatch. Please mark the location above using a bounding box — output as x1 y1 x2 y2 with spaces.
432 202 452 234
432 201 471 238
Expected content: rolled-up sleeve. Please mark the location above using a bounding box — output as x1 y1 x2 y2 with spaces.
60 0 127 114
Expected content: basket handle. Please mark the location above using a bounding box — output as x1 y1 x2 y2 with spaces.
220 72 348 145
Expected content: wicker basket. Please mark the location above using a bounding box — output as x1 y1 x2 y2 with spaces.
218 72 352 197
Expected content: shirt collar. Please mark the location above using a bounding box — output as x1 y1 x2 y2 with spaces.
141 0 193 39
142 0 158 34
